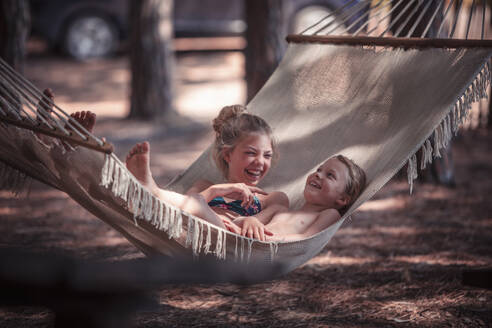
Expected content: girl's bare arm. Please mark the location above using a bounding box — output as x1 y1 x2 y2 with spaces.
186 179 267 208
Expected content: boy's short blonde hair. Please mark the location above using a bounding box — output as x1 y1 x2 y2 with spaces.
335 155 366 215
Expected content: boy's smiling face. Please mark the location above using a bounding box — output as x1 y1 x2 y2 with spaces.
304 158 350 210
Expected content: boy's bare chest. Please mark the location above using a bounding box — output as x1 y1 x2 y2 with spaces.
268 211 319 234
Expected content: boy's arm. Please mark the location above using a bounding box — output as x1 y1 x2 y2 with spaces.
232 204 288 241
234 203 288 225
268 209 341 242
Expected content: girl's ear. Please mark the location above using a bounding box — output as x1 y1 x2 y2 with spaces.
223 149 231 163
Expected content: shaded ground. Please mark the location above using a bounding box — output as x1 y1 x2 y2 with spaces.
0 48 491 327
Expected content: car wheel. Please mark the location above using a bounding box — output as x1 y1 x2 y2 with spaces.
291 5 344 34
63 14 118 60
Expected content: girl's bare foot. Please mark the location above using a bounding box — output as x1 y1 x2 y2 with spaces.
36 88 54 122
69 111 96 133
126 142 158 192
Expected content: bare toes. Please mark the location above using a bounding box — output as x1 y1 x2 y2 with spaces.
43 88 54 99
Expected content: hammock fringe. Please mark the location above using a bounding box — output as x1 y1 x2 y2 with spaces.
406 60 491 193
0 160 31 196
98 152 279 261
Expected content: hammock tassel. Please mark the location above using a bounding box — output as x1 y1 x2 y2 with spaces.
174 210 183 238
100 154 111 187
234 235 239 261
155 200 162 226
214 228 226 259
117 168 130 201
162 204 170 232
407 154 418 194
0 161 30 196
107 156 116 187
420 143 427 170
451 103 459 135
140 188 149 221
269 242 279 262
144 193 154 223
110 164 121 195
192 220 202 257
247 239 254 263
421 139 433 170
433 127 442 158
186 217 194 247
167 207 176 238
131 184 141 225
240 237 245 262
203 223 212 254
222 230 227 260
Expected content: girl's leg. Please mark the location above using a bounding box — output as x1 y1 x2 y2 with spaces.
155 189 226 228
126 142 225 228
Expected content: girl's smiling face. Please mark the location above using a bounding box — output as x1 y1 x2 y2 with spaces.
224 133 273 186
304 158 350 210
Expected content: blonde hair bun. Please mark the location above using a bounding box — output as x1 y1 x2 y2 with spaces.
212 105 247 136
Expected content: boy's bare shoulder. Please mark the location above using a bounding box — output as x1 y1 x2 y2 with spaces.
262 191 289 208
313 208 342 228
319 208 341 220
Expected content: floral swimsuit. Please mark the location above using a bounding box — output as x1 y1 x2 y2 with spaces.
208 196 262 216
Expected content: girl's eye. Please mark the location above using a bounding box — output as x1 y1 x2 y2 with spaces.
264 153 272 159
245 151 256 155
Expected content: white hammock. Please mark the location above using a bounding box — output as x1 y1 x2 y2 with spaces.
1 1 492 279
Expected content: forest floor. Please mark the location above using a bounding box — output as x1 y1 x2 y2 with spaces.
0 45 491 327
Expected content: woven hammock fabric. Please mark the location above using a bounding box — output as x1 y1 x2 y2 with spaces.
1 43 491 279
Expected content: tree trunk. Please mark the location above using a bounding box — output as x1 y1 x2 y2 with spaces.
128 0 174 119
245 0 285 102
0 0 30 72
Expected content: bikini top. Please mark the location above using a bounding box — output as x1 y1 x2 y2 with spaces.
208 196 262 216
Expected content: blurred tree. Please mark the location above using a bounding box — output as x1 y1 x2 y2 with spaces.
0 0 30 73
245 0 286 102
128 0 174 119
391 0 456 186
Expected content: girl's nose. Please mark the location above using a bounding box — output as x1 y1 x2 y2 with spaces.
254 155 265 166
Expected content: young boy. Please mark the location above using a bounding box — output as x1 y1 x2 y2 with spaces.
223 155 366 242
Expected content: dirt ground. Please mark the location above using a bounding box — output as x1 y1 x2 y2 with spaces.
0 46 491 327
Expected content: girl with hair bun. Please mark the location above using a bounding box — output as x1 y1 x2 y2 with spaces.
125 105 288 239
187 104 287 216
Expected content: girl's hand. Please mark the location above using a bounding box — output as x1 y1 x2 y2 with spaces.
240 217 273 242
211 183 267 208
222 218 241 234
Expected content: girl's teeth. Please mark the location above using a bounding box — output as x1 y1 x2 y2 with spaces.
246 169 261 176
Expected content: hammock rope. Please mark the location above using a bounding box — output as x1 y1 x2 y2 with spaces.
303 0 489 43
0 57 113 153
